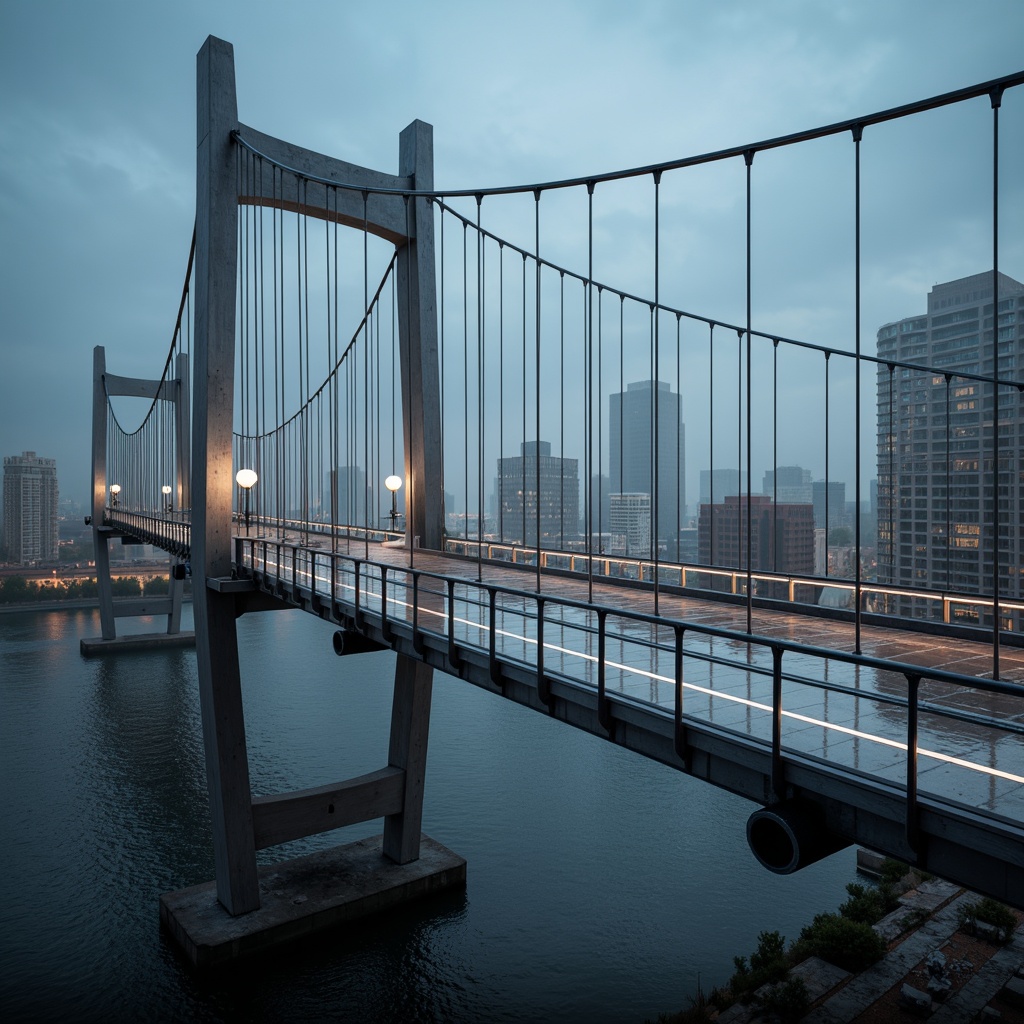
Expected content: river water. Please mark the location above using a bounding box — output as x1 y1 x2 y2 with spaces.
0 605 857 1023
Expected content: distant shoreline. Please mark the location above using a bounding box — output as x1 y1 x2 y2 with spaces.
0 596 193 615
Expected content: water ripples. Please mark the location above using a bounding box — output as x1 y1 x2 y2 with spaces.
2 606 858 1023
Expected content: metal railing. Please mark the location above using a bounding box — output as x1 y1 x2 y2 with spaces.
444 536 1024 636
236 534 1024 853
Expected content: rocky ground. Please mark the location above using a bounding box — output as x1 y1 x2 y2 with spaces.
713 859 1024 1024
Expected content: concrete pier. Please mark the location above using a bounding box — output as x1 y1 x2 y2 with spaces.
159 834 466 968
80 631 196 656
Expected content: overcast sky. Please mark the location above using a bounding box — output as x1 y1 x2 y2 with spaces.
2 0 1022 509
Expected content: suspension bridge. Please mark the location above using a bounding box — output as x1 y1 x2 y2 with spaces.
88 37 1024 963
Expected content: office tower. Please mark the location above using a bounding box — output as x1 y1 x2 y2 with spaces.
812 480 847 535
2 451 59 564
609 380 684 558
697 495 815 582
496 441 579 547
698 468 741 507
876 271 1024 627
762 466 812 504
588 473 611 538
326 465 372 525
609 493 651 556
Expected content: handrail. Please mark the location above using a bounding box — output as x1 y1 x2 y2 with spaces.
237 536 1024 702
442 535 1024 627
101 510 1024 645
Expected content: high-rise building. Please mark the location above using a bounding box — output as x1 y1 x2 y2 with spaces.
812 480 847 535
609 492 651 556
496 441 579 547
326 465 372 525
697 495 815 583
2 452 59 565
609 380 684 558
876 271 1024 627
762 466 812 504
588 473 611 538
698 468 742 507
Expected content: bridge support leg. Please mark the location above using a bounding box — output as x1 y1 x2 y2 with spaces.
195 591 260 915
90 345 116 641
94 529 116 640
383 654 433 864
167 554 184 634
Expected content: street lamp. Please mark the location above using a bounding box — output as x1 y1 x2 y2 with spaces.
385 474 402 533
236 468 258 534
162 484 173 514
109 483 121 509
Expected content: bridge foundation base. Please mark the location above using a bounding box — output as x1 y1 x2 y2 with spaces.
159 833 466 968
80 631 196 656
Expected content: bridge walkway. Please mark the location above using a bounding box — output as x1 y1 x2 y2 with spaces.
242 535 1024 829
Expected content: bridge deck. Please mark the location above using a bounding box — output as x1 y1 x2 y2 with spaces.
244 536 1024 830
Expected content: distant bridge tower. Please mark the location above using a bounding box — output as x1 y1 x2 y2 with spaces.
167 35 457 945
85 345 191 651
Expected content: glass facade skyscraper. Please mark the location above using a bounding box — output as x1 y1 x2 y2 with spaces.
609 380 684 559
2 451 59 565
876 271 1023 628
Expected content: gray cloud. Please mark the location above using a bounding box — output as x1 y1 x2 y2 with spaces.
1 0 1021 507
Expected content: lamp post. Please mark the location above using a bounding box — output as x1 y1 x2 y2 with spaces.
162 484 173 514
235 468 258 535
109 483 120 509
385 474 402 533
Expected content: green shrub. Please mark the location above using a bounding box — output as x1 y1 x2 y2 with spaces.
839 880 888 929
879 857 912 887
727 930 790 1001
958 897 1017 942
878 857 932 889
791 913 886 972
750 930 787 974
758 977 810 1024
111 576 142 597
143 575 170 596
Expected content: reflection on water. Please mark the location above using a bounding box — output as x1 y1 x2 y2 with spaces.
1 606 857 1023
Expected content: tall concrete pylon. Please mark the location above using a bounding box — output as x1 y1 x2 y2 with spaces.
83 345 190 654
166 36 459 952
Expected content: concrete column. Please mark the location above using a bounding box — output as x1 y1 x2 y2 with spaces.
193 35 259 916
91 346 116 640
94 531 116 640
167 351 191 635
383 654 434 863
396 120 443 551
387 122 441 865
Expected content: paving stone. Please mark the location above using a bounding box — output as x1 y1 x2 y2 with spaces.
804 893 974 1024
1001 975 1024 1010
900 877 961 912
900 982 933 1015
789 956 850 1002
929 929 1024 1023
